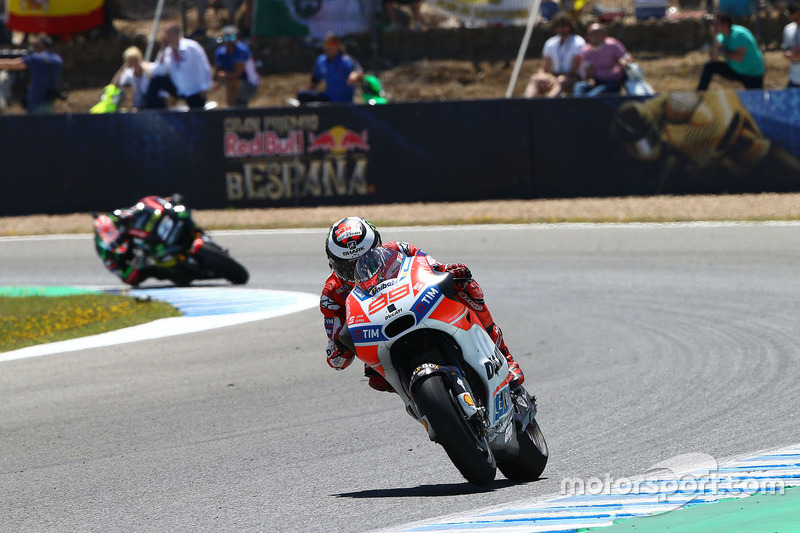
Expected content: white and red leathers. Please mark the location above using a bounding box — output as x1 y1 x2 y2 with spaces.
320 241 524 391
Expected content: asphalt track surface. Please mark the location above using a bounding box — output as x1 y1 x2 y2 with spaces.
2 223 800 532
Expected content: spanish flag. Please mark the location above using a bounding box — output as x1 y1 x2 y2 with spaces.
6 0 105 35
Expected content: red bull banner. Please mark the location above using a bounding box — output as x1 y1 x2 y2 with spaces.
6 0 105 35
223 114 374 202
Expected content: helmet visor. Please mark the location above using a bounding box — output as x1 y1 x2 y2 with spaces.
331 256 358 283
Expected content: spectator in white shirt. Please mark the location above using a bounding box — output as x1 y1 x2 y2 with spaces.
145 23 213 109
525 12 585 98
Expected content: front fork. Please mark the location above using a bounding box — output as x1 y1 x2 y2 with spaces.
408 364 488 441
510 386 537 433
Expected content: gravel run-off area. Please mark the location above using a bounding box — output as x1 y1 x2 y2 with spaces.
2 193 800 236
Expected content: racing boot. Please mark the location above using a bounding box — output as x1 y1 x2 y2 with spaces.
364 365 396 393
488 323 525 387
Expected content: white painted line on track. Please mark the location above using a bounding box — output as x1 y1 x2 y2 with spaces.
3 220 800 243
375 444 800 533
0 287 318 363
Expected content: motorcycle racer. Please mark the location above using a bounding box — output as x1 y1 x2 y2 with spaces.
93 195 184 285
321 216 525 392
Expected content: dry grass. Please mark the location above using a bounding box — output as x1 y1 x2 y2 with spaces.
3 194 800 237
50 49 793 113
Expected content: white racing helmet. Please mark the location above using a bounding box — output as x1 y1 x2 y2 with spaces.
325 217 382 282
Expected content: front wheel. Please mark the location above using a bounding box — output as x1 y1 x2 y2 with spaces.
497 417 548 482
413 375 497 486
194 243 249 284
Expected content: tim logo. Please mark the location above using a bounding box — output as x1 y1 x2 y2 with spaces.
353 327 382 342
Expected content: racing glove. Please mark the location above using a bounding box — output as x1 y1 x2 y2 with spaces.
326 339 355 370
441 263 472 280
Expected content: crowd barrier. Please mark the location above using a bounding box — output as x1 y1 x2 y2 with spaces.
2 89 800 217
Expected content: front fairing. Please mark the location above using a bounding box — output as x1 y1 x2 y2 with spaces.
345 254 514 437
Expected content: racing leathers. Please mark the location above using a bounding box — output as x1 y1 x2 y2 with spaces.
93 195 184 285
94 211 151 285
320 241 524 392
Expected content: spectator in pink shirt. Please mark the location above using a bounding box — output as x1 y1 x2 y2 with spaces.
573 23 632 97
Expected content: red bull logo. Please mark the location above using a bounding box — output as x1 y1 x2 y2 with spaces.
308 125 370 154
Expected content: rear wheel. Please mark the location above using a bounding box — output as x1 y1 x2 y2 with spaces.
497 417 548 481
413 375 496 486
194 243 249 284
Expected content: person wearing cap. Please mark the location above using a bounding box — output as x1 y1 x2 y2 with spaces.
213 25 259 107
145 23 213 110
296 32 364 104
783 1 800 88
0 33 63 114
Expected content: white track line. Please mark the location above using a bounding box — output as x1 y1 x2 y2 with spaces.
1 288 318 362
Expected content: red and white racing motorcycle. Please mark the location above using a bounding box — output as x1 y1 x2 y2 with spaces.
340 247 548 485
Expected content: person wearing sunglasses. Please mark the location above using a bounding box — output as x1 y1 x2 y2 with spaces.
213 25 259 107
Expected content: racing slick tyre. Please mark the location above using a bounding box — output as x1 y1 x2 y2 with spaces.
194 244 249 284
497 417 548 481
413 375 497 486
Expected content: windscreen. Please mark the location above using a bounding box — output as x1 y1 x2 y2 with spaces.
354 247 403 293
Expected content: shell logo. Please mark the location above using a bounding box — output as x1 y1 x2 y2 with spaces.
462 393 475 407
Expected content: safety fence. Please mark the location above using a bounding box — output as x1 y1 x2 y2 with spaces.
2 89 800 216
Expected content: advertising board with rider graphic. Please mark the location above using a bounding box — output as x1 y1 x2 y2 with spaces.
3 90 800 217
605 90 800 194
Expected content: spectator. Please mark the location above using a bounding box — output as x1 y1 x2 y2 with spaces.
525 12 585 98
110 46 153 111
573 23 631 97
0 33 62 114
213 25 259 107
145 23 213 110
696 14 764 91
383 0 424 32
783 2 800 88
191 0 243 38
296 32 364 104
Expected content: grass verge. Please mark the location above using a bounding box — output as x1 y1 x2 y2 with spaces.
0 294 182 353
